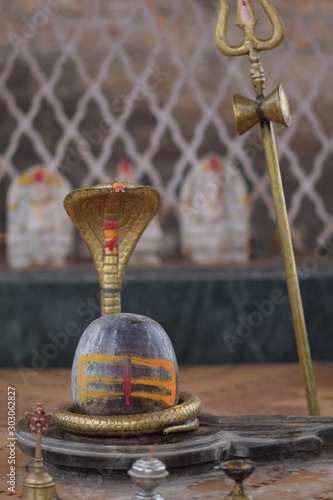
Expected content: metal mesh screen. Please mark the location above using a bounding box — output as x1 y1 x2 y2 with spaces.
0 0 332 256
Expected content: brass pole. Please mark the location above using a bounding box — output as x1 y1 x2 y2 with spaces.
216 0 320 415
261 120 320 416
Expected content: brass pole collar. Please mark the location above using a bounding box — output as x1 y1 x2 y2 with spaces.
233 86 292 136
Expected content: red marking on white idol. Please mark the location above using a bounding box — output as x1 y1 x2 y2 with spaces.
120 159 131 171
33 170 45 183
210 156 220 171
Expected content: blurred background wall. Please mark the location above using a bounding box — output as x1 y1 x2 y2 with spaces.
0 0 332 259
0 0 332 369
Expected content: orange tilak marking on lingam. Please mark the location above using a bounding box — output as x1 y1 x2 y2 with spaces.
78 354 177 406
84 376 176 406
78 354 123 401
83 389 177 407
84 390 176 406
131 356 176 376
129 391 176 406
83 375 175 392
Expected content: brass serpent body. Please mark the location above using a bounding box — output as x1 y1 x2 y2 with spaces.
54 392 201 437
64 182 159 316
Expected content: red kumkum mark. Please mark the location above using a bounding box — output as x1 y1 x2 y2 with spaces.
210 156 220 171
123 355 132 406
104 221 118 230
105 237 118 252
241 0 252 22
33 170 45 183
120 159 131 171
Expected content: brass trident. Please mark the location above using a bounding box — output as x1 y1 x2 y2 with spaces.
216 0 320 416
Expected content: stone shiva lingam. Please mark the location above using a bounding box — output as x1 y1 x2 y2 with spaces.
53 181 201 436
6 165 73 269
179 154 250 265
114 159 163 267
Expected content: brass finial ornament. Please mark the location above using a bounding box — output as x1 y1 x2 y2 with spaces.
216 0 320 417
54 182 201 436
218 460 256 500
22 402 59 500
128 457 169 500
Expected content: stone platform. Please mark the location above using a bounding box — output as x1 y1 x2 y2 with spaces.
1 365 333 498
16 412 333 471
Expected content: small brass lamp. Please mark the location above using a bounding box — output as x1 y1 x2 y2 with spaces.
22 402 59 500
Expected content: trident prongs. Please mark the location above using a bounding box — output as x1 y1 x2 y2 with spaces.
216 0 285 97
216 0 320 417
216 0 285 61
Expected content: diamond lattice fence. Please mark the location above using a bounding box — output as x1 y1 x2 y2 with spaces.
0 0 332 257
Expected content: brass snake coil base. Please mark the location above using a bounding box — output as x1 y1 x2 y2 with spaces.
54 391 201 437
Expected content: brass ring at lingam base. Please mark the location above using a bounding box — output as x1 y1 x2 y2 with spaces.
53 391 201 437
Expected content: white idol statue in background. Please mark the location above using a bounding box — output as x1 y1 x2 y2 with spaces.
115 159 163 266
179 154 251 265
7 165 74 268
